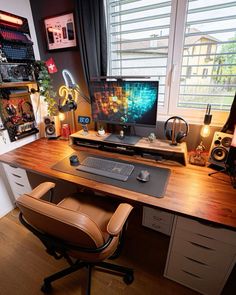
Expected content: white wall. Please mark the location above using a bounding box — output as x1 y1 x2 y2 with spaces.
0 0 40 218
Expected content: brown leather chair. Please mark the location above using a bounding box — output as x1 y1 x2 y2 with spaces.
16 182 134 295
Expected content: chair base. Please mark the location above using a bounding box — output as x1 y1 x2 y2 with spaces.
41 260 134 295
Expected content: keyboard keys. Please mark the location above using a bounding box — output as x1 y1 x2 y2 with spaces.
0 28 35 62
76 156 134 181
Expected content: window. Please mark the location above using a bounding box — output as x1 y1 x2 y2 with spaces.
106 0 174 110
186 66 192 78
202 68 208 78
106 0 236 125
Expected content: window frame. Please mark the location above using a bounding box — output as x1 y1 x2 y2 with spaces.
167 0 229 126
105 0 231 126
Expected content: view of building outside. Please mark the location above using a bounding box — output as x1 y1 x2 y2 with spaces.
179 0 236 110
106 0 236 111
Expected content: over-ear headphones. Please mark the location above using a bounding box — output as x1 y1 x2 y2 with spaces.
164 116 189 145
58 94 77 113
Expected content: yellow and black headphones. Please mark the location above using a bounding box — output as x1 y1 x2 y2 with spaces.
164 116 189 145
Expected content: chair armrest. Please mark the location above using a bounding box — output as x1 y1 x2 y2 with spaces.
26 182 55 199
107 203 133 236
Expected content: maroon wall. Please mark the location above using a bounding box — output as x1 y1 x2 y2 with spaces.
29 0 91 130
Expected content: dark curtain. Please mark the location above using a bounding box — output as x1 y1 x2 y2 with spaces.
75 0 107 93
221 92 236 133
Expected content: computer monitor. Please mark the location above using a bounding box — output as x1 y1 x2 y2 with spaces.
91 80 158 127
90 80 158 145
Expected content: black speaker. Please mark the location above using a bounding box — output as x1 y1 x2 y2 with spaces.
226 128 236 187
44 116 60 138
208 131 233 168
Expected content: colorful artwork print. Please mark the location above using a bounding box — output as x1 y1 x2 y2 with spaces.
91 81 158 126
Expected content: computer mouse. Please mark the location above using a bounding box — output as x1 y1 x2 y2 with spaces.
137 170 150 182
69 154 79 166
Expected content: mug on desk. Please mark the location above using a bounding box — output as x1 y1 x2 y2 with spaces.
61 124 71 139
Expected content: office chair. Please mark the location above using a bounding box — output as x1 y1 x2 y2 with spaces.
16 182 134 295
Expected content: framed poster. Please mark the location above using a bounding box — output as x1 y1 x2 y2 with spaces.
44 12 77 50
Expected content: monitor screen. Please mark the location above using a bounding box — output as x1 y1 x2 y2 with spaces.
90 80 158 127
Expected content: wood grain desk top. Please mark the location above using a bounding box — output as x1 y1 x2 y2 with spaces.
0 138 235 229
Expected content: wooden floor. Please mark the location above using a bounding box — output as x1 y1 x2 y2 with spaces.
0 207 235 295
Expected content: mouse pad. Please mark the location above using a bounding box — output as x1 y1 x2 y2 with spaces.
51 151 171 198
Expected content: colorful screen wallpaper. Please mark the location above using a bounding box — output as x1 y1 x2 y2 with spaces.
91 81 158 126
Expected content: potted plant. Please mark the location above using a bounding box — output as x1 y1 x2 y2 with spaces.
33 61 57 116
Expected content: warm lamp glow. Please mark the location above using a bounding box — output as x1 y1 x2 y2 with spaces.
200 124 211 138
48 27 61 34
58 112 65 121
0 13 23 25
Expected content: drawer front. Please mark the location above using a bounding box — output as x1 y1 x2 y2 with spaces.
3 163 28 179
176 216 236 246
9 180 31 200
171 230 236 269
2 163 31 199
143 206 174 224
165 252 224 295
143 219 172 235
142 207 174 235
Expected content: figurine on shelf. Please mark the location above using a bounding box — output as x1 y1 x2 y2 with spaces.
97 125 105 136
148 132 156 143
189 141 207 166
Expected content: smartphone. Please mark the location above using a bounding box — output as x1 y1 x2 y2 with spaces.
66 22 74 40
47 27 54 44
62 27 67 39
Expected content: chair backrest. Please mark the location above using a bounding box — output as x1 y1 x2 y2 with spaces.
16 194 106 248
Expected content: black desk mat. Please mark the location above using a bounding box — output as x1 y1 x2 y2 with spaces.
52 151 170 198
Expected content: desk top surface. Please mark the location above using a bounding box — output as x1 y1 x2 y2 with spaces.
0 138 235 229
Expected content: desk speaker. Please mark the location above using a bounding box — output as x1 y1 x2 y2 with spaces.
44 116 60 138
208 131 233 168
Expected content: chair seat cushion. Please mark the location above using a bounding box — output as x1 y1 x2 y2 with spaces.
57 193 120 262
57 193 118 239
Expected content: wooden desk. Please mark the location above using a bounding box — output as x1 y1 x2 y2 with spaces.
0 138 235 229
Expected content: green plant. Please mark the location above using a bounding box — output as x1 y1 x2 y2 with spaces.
33 61 57 116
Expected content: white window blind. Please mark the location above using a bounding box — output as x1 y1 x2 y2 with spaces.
177 0 236 111
106 0 236 123
106 0 174 108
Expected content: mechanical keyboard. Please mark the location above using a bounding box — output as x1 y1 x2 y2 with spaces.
76 156 134 181
0 28 32 44
2 44 35 61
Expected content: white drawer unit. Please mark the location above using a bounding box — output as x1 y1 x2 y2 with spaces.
2 163 32 200
142 206 174 236
164 215 236 295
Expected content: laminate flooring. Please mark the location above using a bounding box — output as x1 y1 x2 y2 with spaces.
0 208 235 295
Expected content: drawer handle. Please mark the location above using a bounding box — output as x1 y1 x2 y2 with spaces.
182 270 202 280
152 224 161 229
153 216 162 221
14 182 24 187
196 233 215 240
189 241 214 251
9 165 17 168
197 220 222 229
185 256 207 266
11 173 22 178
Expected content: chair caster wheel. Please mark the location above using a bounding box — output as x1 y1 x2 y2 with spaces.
123 272 134 285
41 282 52 293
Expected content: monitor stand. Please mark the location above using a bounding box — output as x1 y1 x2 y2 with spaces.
105 133 141 145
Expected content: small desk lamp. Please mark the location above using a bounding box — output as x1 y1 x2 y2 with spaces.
200 104 212 138
189 104 212 166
